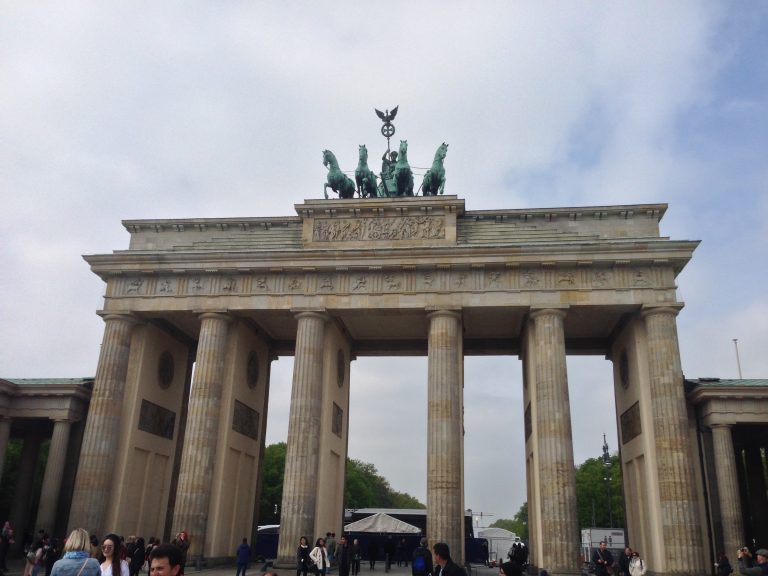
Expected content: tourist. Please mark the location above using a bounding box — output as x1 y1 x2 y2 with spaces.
396 539 406 567
431 543 462 576
24 533 45 576
349 539 361 576
144 538 157 572
171 533 189 571
235 538 251 576
309 538 328 576
100 534 128 576
628 551 646 576
337 536 350 576
715 553 733 576
591 542 614 576
0 522 14 572
50 529 100 576
738 548 768 576
296 537 311 576
367 540 378 571
129 538 145 576
44 538 62 576
411 538 432 576
618 548 632 576
499 562 521 576
384 537 395 573
148 545 183 576
326 534 336 568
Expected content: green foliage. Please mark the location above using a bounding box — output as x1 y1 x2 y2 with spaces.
258 442 287 524
491 502 528 540
575 453 625 529
257 444 424 525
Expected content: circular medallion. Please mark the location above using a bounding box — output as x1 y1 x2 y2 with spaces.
158 351 174 389
381 123 395 138
337 350 345 387
247 351 260 390
619 350 630 389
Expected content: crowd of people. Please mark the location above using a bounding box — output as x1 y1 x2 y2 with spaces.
0 523 194 576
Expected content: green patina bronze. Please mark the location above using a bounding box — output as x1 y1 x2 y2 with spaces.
421 142 448 196
393 140 414 196
355 145 378 198
323 149 357 199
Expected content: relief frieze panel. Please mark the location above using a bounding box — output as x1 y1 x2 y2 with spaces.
312 215 445 242
115 262 668 298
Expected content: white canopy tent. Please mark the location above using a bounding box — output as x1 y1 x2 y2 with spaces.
344 512 421 534
477 527 517 562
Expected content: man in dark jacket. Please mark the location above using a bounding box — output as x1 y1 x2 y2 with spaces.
591 542 614 576
738 548 768 576
235 538 251 576
432 543 463 576
618 547 632 576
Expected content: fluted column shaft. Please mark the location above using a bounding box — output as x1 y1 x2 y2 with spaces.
711 424 743 554
276 311 328 567
530 308 579 575
69 313 136 534
36 419 72 533
427 310 463 563
642 307 703 572
173 312 232 559
0 419 11 478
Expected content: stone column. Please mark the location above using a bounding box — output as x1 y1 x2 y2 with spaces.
276 311 328 567
0 418 11 478
36 419 72 534
529 308 579 575
426 310 464 563
172 312 232 559
69 313 136 534
642 306 704 572
711 424 743 555
9 433 42 537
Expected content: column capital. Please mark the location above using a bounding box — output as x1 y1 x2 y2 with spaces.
292 309 330 322
710 422 733 430
529 307 568 320
97 311 140 325
425 308 462 321
195 310 233 323
640 304 683 319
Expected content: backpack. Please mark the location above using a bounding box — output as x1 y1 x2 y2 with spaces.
413 549 428 575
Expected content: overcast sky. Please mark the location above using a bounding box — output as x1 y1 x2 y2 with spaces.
1 2 767 525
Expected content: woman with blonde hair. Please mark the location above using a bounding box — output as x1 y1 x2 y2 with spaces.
50 529 100 576
99 535 128 576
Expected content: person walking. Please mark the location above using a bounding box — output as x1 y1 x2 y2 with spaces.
618 548 632 576
716 553 733 576
297 537 311 576
629 551 646 576
128 539 144 576
235 538 251 576
367 540 378 571
349 540 361 576
411 538 432 576
337 537 350 576
310 539 329 576
591 542 614 576
50 529 101 576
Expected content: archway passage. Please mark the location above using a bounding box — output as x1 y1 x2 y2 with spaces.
69 196 706 575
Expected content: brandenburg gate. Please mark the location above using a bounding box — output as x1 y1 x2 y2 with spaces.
69 196 707 576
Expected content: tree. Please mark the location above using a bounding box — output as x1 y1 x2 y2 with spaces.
258 443 424 525
575 453 624 529
491 502 528 540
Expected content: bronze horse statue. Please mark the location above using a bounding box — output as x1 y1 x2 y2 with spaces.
323 149 356 199
421 142 448 196
393 140 414 196
355 145 378 198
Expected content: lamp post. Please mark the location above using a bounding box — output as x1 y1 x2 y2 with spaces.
602 434 613 528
